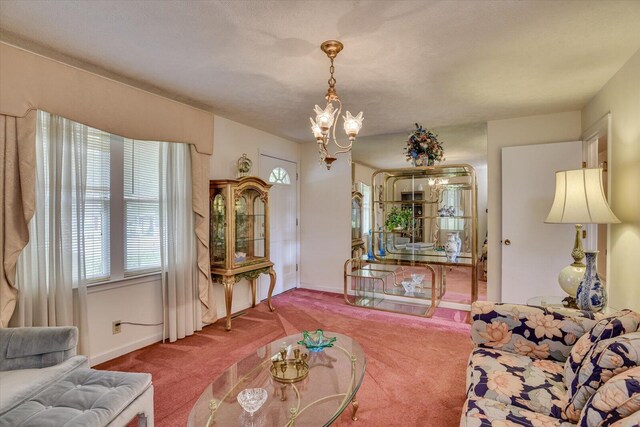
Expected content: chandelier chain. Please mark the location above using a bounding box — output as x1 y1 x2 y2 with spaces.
328 58 336 90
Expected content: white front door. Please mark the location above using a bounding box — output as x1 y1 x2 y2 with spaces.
259 154 298 298
501 141 582 304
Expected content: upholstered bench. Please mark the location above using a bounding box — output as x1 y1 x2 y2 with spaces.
0 327 154 426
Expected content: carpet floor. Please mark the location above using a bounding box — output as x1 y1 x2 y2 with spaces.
97 289 473 426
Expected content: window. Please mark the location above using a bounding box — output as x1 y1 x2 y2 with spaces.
268 167 291 184
39 115 112 282
83 127 112 280
355 181 371 234
124 140 161 274
38 112 163 283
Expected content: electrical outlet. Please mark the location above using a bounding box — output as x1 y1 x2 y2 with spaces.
112 321 121 334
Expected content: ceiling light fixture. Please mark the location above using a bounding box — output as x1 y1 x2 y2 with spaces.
310 40 363 170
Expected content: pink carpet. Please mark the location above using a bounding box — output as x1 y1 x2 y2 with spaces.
97 289 473 426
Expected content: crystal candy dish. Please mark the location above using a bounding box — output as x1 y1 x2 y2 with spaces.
401 280 416 293
297 329 337 352
237 388 267 416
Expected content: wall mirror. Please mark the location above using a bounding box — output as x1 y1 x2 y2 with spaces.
351 123 489 308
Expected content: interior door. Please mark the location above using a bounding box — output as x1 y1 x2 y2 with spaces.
259 154 298 298
501 141 582 304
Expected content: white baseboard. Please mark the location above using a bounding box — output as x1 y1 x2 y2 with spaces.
439 300 471 311
89 332 163 367
299 282 342 294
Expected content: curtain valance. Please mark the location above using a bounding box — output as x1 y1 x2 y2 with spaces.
0 43 213 155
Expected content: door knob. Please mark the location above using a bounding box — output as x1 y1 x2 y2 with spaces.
504 239 511 246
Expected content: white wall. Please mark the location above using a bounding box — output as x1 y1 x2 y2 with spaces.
581 48 640 313
486 111 582 302
209 116 301 315
352 162 376 187
300 144 351 293
87 275 163 366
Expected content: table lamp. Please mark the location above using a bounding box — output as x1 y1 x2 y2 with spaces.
544 168 619 311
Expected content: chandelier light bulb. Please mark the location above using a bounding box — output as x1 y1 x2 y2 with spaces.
428 178 436 186
314 104 335 133
309 118 324 140
343 111 364 139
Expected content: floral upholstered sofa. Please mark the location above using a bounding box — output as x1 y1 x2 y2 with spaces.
461 302 640 426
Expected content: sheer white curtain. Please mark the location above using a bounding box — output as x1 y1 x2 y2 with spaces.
13 111 89 354
159 142 201 342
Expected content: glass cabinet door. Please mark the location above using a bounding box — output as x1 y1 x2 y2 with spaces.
210 193 226 266
234 188 266 265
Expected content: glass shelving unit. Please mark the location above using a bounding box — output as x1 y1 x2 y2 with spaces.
344 164 478 316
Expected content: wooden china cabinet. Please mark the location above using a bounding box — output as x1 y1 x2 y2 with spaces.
209 177 276 331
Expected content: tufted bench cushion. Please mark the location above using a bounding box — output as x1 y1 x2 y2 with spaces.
0 368 152 427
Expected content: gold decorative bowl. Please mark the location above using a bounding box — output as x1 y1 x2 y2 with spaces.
269 348 309 384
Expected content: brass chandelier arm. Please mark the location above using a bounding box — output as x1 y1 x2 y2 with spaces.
328 99 353 151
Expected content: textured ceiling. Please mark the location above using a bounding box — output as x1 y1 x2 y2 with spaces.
1 0 639 143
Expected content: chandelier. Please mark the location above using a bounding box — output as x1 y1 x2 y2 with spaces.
310 40 364 170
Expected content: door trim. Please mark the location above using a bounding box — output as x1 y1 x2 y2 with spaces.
259 151 300 292
582 112 612 285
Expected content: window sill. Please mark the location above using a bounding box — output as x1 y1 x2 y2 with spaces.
86 272 162 294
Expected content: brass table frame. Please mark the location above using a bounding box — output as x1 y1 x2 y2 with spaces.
344 258 444 317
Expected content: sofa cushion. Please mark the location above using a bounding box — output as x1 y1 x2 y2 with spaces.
471 302 600 363
0 327 78 371
564 310 640 391
563 332 640 421
461 397 575 427
0 368 152 427
578 366 640 427
0 355 87 416
467 347 567 418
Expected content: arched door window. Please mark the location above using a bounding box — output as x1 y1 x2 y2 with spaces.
268 167 291 184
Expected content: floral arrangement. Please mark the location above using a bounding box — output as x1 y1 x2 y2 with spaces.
404 123 444 166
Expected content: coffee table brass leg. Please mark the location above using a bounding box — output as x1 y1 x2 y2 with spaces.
280 384 287 401
351 397 359 421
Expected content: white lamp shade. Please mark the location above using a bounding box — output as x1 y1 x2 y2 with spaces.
545 168 620 224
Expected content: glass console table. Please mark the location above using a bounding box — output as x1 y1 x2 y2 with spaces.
344 259 444 317
188 332 365 426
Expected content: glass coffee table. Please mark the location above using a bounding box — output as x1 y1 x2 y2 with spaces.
187 331 366 426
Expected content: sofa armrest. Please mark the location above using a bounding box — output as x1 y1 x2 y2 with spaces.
0 327 78 371
470 301 601 362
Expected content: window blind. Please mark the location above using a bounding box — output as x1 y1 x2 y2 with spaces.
83 127 111 280
124 139 161 274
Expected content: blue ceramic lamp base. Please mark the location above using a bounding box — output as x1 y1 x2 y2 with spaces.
576 250 607 312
